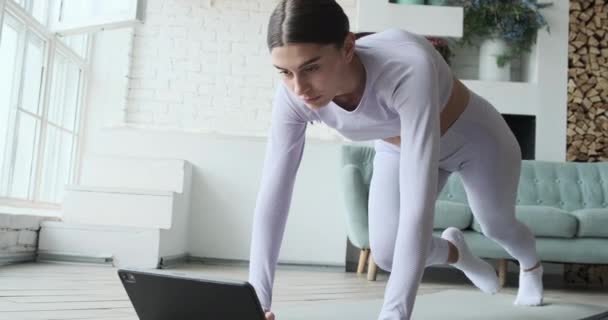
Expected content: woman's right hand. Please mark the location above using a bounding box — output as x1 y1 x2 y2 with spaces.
265 311 275 320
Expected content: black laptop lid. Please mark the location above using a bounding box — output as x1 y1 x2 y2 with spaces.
118 269 265 320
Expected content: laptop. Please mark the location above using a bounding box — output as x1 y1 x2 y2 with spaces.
118 269 266 320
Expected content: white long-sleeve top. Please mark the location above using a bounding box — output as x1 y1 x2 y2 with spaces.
248 28 454 319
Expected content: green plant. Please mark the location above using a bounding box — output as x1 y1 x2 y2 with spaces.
448 0 552 66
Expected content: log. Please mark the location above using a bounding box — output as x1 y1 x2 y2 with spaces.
567 0 607 162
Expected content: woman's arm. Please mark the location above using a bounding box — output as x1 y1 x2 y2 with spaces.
380 53 441 319
248 84 308 312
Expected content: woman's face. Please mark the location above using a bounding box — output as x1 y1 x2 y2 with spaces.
271 41 352 110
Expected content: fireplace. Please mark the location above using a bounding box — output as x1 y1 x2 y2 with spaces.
502 114 536 160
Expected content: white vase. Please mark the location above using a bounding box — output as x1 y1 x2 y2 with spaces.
478 38 511 81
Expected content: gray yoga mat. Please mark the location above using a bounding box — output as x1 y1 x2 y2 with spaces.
273 290 608 320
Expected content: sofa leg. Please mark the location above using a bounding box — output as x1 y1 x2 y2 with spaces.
497 259 508 287
357 249 370 274
367 253 378 281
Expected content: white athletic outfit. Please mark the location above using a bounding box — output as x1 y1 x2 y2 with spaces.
248 29 539 320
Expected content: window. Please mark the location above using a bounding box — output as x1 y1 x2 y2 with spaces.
30 0 47 25
8 28 45 200
0 0 5 35
0 1 88 205
58 33 89 58
1 0 143 207
39 53 82 202
12 0 48 26
0 18 19 195
50 0 143 36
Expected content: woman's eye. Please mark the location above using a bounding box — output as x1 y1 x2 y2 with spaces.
304 66 319 73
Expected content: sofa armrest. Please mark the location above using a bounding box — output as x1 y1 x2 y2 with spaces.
340 164 370 249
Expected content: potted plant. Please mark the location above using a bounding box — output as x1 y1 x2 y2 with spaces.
448 0 551 81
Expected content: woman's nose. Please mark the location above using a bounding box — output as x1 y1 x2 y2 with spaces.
292 76 310 95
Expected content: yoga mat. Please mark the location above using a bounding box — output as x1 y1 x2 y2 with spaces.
274 290 608 320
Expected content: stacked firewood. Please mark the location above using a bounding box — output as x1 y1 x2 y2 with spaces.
567 0 608 162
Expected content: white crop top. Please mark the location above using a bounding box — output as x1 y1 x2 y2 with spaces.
248 28 455 316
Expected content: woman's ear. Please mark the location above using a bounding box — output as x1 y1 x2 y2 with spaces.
342 32 356 62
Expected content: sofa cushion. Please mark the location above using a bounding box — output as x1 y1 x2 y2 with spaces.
472 205 578 238
434 201 472 230
571 208 608 238
452 231 608 264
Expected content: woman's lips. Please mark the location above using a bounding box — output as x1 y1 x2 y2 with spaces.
302 96 321 103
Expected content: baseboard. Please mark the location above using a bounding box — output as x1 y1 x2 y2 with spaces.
159 254 188 269
0 252 36 266
187 256 249 266
36 251 114 265
187 256 345 272
35 251 191 269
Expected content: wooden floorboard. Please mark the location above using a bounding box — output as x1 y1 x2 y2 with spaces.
0 262 606 319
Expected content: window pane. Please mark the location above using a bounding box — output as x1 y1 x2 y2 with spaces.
61 0 135 23
40 126 59 202
47 53 65 126
9 111 40 199
0 23 19 111
39 126 74 203
47 53 65 125
0 23 19 196
0 19 20 197
14 0 26 10
31 0 48 26
62 63 80 131
9 0 46 25
20 31 45 115
48 53 80 131
59 34 88 58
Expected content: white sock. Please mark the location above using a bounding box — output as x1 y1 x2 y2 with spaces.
514 265 544 306
441 227 500 294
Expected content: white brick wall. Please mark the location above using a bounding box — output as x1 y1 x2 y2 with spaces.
126 0 357 140
0 214 57 254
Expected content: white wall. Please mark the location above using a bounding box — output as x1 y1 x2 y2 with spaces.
123 0 356 141
83 127 350 265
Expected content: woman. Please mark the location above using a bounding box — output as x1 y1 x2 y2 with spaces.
248 1 544 319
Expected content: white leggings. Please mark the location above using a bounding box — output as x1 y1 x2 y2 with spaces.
368 89 539 274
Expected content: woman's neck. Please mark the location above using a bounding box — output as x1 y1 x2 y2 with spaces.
332 54 366 111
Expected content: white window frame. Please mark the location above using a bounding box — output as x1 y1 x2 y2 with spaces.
0 0 90 210
0 0 5 43
4 17 45 200
49 0 144 36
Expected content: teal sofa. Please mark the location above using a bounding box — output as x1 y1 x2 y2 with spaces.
341 145 608 284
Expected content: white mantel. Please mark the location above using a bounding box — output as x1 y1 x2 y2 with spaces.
357 1 463 37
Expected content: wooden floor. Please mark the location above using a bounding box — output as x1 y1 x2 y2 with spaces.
0 262 607 319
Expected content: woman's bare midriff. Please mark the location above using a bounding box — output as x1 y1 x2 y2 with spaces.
383 77 470 146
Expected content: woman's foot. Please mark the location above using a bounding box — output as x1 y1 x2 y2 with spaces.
441 227 500 294
514 264 544 306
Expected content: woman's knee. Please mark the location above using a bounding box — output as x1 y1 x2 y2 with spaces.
478 216 520 241
371 248 393 272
